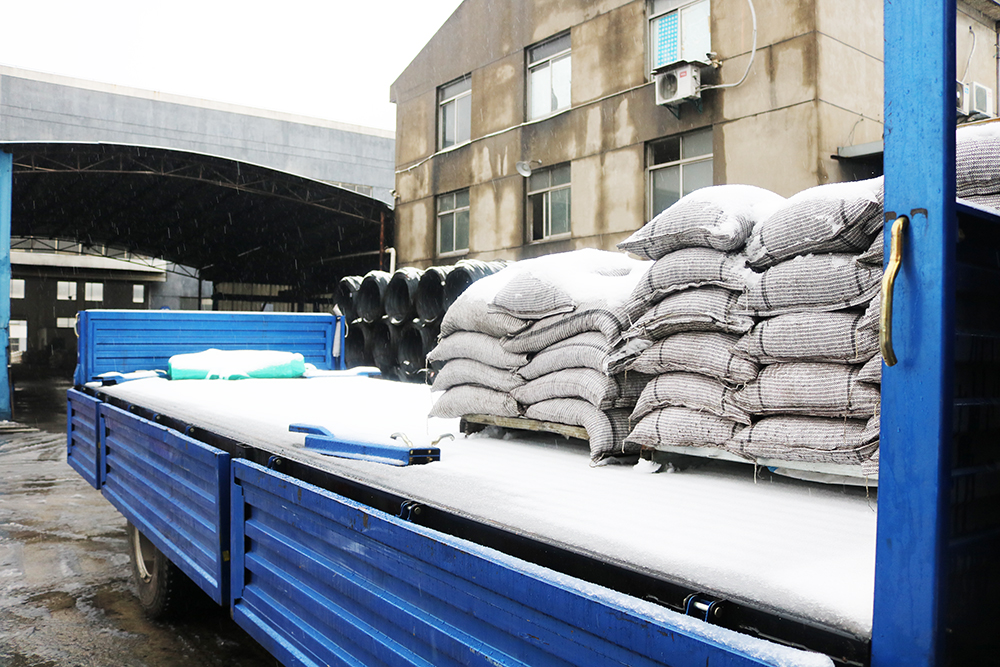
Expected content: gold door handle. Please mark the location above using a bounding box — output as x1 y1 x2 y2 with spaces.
880 216 908 367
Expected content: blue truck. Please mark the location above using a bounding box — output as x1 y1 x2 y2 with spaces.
62 1 997 665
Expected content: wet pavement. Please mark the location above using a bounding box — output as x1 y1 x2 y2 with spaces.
1 372 278 667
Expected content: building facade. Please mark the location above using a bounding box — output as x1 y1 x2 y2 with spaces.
390 0 1000 267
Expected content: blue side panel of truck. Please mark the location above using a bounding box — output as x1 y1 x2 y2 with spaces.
101 403 231 605
66 389 102 489
74 310 344 385
229 459 773 667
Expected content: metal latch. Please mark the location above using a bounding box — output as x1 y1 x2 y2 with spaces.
683 593 725 623
289 424 441 466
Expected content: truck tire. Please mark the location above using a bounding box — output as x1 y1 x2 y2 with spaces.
127 521 196 620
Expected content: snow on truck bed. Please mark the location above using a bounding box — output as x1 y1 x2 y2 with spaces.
99 373 877 639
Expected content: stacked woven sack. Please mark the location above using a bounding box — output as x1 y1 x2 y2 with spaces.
612 180 885 478
426 248 651 462
725 178 885 476
609 186 785 457
956 122 1000 211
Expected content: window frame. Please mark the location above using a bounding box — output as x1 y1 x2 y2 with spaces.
647 128 714 218
649 0 712 73
527 164 572 243
527 33 572 121
436 189 471 258
438 75 472 150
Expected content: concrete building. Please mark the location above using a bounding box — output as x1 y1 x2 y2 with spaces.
390 0 1000 267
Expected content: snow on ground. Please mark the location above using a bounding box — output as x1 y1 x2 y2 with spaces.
100 374 876 641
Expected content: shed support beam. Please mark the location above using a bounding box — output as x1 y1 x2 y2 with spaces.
0 152 13 421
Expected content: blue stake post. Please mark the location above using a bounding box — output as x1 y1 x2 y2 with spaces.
0 152 11 421
874 1 955 665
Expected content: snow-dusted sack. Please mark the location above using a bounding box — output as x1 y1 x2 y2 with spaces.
617 185 785 260
730 362 880 418
616 331 760 384
631 372 752 425
431 358 526 393
517 332 613 380
429 385 521 419
744 178 883 269
625 406 745 450
426 331 530 370
737 253 881 317
523 399 636 461
855 227 884 266
727 415 878 465
733 306 879 365
956 122 1000 197
621 248 758 320
512 368 623 410
621 287 755 341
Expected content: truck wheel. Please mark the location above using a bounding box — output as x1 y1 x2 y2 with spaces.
127 521 193 620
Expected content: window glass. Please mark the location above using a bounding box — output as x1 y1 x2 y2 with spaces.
133 284 145 304
549 187 571 236
529 63 552 120
527 164 572 241
551 54 572 112
437 189 470 255
56 317 75 329
528 33 571 120
439 75 472 149
652 166 681 217
439 76 471 101
680 0 711 63
455 93 472 145
84 282 103 301
10 279 24 299
650 0 711 70
651 137 681 165
551 164 571 186
56 281 76 301
682 127 713 158
648 128 713 217
683 159 714 194
529 33 570 63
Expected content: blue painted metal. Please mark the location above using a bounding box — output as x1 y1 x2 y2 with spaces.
101 403 231 605
74 310 342 385
66 389 103 489
230 460 778 667
873 1 955 665
289 423 441 466
0 152 12 421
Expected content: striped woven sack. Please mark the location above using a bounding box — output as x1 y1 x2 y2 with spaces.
429 385 521 419
624 406 745 450
431 358 526 393
631 372 752 425
745 177 883 269
726 415 878 465
733 307 879 365
729 362 880 418
523 398 637 462
426 331 530 370
621 286 755 342
624 331 760 384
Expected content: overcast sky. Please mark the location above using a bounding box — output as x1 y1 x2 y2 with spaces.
0 0 465 132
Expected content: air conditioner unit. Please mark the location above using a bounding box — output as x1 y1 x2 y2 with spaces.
957 80 970 117
655 63 702 107
971 82 994 118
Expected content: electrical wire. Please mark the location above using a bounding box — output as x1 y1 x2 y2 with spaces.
699 0 757 92
961 25 976 83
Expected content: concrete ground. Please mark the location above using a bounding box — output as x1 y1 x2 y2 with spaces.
1 369 277 667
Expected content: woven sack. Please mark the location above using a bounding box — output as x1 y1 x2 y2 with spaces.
489 271 577 320
733 309 879 365
621 248 758 322
726 415 878 464
856 354 882 385
745 177 883 269
429 385 521 419
631 372 752 424
512 368 620 409
861 405 879 444
960 193 1000 211
855 226 884 266
614 372 654 408
625 406 745 450
518 344 609 380
501 308 627 354
617 185 785 260
523 398 636 461
624 331 760 384
622 286 755 342
426 331 529 370
431 358 526 393
861 448 879 477
737 253 881 317
956 123 1000 197
730 362 880 418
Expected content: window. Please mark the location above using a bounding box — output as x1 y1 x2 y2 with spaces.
84 282 104 302
10 279 24 299
648 128 714 216
438 75 472 150
133 284 145 304
56 317 76 329
527 164 571 241
56 281 77 301
528 33 571 120
650 0 711 71
437 190 470 256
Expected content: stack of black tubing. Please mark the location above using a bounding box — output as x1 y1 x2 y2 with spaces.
338 259 509 381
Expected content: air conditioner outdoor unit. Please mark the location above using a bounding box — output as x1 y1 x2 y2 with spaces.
655 62 702 107
957 80 970 117
971 82 994 118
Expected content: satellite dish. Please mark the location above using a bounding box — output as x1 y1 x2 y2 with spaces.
515 161 533 177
